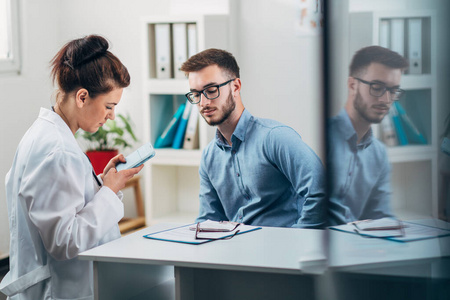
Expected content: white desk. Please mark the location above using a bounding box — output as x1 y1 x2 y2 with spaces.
328 219 450 300
79 221 450 300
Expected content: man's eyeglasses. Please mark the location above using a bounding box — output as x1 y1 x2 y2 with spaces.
354 77 405 101
185 78 236 104
194 222 241 240
351 218 406 238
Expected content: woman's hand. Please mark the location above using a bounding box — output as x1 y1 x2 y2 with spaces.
103 164 144 194
102 154 126 178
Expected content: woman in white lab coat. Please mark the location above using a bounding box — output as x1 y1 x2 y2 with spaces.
0 35 143 299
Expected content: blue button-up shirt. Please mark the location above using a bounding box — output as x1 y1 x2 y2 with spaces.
328 109 393 225
196 109 326 228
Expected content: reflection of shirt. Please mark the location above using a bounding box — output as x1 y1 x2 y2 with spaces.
196 109 326 228
328 109 393 225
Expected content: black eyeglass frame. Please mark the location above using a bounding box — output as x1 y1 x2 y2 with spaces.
353 77 405 101
194 222 241 240
351 218 406 238
185 78 236 104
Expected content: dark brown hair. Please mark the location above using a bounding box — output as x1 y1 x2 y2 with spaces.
349 45 409 77
50 35 130 98
180 48 240 79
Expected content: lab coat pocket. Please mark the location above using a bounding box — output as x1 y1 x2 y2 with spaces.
0 265 51 297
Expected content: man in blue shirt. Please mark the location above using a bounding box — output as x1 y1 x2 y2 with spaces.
180 48 326 228
328 46 408 225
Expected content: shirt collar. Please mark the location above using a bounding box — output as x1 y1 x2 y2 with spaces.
39 107 75 138
215 109 251 151
336 109 373 149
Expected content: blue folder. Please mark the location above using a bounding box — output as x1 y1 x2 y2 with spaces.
390 103 408 146
395 102 427 145
172 101 192 149
154 103 186 148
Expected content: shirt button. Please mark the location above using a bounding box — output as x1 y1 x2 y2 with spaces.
237 173 240 177
232 150 236 154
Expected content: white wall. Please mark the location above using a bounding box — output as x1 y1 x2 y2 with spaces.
231 0 324 157
0 0 324 256
0 0 61 258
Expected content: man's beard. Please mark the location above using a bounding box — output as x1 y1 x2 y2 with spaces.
353 90 389 124
201 92 236 126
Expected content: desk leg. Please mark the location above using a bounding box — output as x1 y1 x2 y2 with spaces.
175 267 195 300
175 267 318 300
93 261 174 300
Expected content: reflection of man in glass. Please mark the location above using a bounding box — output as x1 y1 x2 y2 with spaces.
180 48 326 228
328 46 409 225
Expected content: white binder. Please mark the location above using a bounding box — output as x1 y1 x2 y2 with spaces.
183 105 199 150
155 23 172 79
407 18 422 74
390 19 404 56
187 23 198 58
172 23 188 79
379 19 390 48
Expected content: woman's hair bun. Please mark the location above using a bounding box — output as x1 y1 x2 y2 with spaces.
65 35 109 69
51 34 130 97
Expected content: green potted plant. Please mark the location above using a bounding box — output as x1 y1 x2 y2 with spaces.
78 113 138 174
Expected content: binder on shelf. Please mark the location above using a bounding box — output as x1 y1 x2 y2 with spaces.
380 112 398 146
390 18 405 56
389 103 408 146
379 19 390 48
172 23 188 79
183 105 199 150
155 23 172 79
187 23 198 58
407 18 422 74
172 100 192 149
154 103 186 148
395 102 427 145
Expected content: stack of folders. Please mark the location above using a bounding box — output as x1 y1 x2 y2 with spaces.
379 18 424 74
381 101 427 146
154 100 200 150
154 22 198 79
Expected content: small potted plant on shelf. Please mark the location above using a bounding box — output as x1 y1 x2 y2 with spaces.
78 114 138 174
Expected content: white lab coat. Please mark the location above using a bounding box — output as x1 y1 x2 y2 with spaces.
0 108 124 299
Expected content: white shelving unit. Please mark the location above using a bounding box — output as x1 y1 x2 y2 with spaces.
141 15 229 225
349 10 438 219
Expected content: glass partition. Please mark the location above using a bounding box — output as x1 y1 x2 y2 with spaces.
324 0 450 299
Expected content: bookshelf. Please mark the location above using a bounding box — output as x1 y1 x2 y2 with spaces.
349 10 438 219
141 15 229 225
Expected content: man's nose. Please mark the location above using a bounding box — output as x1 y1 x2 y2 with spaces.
199 93 211 106
379 91 392 103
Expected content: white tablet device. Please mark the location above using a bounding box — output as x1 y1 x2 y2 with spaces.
116 142 156 171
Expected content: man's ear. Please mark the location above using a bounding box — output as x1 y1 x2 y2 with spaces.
348 76 358 97
232 78 242 97
75 88 89 108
